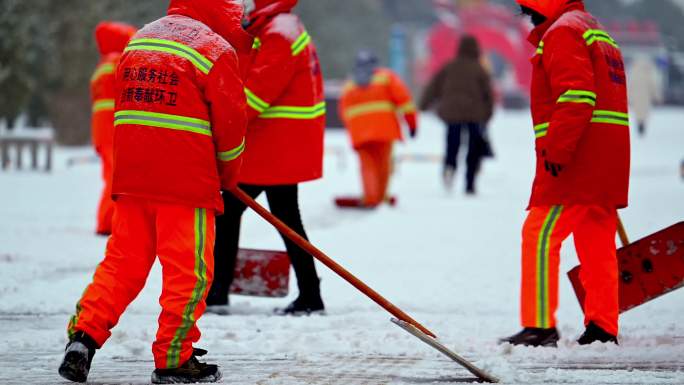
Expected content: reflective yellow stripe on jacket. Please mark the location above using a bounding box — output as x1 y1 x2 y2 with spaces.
217 138 245 162
244 87 270 113
91 63 115 83
245 87 325 120
344 101 396 120
534 122 550 138
557 90 597 106
92 99 115 113
591 110 629 126
252 37 262 50
398 101 416 114
260 102 326 120
291 31 311 56
583 29 619 49
533 110 628 138
125 38 214 75
114 110 212 136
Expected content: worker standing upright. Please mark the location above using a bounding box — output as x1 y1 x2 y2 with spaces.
59 1 250 383
500 0 630 347
206 0 327 316
90 22 136 236
338 50 418 208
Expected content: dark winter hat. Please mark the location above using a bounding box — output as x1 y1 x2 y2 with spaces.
353 50 379 86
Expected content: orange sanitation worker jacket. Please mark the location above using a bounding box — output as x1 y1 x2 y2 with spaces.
112 0 253 214
240 0 326 186
521 0 630 209
339 68 418 149
91 22 136 157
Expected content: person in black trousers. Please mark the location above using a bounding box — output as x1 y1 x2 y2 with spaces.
420 35 494 194
206 185 324 315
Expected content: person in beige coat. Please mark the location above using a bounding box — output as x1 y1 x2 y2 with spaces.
628 56 662 136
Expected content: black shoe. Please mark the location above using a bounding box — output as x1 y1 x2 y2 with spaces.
58 331 97 383
205 290 229 307
465 185 476 195
204 293 230 315
577 322 618 345
499 327 560 347
152 348 222 384
274 295 325 316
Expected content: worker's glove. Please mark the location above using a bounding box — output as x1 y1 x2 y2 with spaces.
544 160 563 177
541 150 563 177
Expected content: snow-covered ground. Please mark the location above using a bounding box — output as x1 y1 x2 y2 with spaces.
1 109 683 384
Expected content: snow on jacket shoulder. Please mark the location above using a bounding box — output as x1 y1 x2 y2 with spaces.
240 12 325 185
527 4 630 209
340 68 417 149
112 1 250 213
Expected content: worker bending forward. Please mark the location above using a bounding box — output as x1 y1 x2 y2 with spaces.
339 51 418 207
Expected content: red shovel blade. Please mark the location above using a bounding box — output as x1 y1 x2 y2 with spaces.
334 196 398 209
230 248 290 298
568 221 684 313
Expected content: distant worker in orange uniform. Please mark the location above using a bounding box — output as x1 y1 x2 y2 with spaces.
59 1 250 383
90 21 136 236
206 0 327 316
339 51 418 208
500 0 630 347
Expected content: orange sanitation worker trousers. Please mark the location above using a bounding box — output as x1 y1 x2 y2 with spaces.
520 205 619 336
357 141 393 207
67 196 215 369
96 151 115 235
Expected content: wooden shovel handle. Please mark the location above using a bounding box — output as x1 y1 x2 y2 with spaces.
230 187 437 338
617 214 629 247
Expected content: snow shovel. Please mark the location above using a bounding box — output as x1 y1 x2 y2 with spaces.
568 215 684 314
334 195 397 209
230 187 499 383
230 248 290 298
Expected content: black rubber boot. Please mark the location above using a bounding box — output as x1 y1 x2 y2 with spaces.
58 331 98 383
151 348 222 384
577 322 618 345
274 293 325 316
499 327 560 347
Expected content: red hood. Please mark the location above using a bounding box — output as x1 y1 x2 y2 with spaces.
523 0 585 45
95 22 136 56
517 0 584 21
248 0 298 31
168 0 249 45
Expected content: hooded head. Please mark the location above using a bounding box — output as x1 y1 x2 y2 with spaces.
244 0 298 28
516 0 583 25
168 0 246 41
94 22 136 56
457 35 480 60
353 50 379 87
